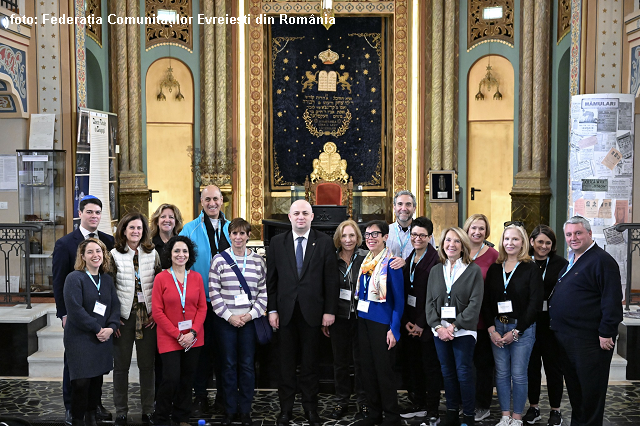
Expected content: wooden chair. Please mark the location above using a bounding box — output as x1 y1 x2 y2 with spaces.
304 142 354 217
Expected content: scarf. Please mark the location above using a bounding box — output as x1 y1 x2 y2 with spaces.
355 247 392 302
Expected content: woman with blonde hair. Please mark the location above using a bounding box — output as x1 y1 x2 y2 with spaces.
149 203 184 258
462 213 499 422
426 227 484 426
64 238 120 426
482 223 543 426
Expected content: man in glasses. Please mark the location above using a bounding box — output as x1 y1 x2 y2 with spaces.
267 200 340 426
387 190 417 259
549 216 622 426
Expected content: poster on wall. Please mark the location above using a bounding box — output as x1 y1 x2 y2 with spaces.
569 94 634 291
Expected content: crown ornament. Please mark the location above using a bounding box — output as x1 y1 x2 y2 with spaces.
318 48 339 64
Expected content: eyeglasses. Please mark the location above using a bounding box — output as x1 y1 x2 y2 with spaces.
410 233 430 240
364 231 383 239
504 221 524 228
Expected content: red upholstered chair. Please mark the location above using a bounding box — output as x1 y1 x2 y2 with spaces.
315 182 343 205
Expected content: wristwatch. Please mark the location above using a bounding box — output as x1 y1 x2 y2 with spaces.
434 325 443 331
190 329 197 338
452 324 459 332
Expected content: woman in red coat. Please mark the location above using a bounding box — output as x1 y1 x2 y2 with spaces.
152 236 207 426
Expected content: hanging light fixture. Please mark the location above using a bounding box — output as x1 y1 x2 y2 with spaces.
321 0 334 30
475 55 502 101
157 48 184 101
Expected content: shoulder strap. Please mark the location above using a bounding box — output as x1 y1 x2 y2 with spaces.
220 251 252 301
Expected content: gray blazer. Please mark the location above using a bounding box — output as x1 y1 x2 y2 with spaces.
426 262 484 331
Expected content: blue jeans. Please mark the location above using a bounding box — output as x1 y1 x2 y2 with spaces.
491 320 536 415
213 314 257 414
433 334 476 416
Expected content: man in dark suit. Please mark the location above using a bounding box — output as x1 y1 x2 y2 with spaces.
267 200 340 426
53 195 115 425
549 216 623 426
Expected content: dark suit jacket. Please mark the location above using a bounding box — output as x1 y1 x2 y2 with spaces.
266 228 340 327
53 228 115 318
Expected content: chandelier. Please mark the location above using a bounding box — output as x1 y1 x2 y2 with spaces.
475 56 502 101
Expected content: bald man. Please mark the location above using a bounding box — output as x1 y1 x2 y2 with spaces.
267 200 340 426
180 185 231 414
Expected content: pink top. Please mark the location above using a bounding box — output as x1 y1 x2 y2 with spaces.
472 246 499 329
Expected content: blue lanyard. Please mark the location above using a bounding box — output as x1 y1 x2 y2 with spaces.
229 248 248 276
85 269 101 292
409 250 427 283
532 256 550 280
561 255 576 278
341 253 356 280
170 267 188 314
502 261 520 293
395 224 409 256
444 262 458 294
472 242 485 261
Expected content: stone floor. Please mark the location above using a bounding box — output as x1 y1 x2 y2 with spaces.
1 379 640 425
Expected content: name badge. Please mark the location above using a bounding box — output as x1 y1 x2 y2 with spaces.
178 319 193 331
234 294 250 305
93 301 106 316
357 300 370 313
137 292 145 303
542 300 548 312
407 295 417 307
441 306 456 318
498 300 513 313
340 289 352 301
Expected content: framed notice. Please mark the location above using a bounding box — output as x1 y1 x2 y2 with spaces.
429 170 456 202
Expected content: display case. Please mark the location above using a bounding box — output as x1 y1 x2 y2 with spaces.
17 149 66 295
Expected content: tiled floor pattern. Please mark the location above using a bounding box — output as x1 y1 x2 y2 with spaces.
1 379 640 425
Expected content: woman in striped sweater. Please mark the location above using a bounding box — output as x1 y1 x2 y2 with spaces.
209 218 268 426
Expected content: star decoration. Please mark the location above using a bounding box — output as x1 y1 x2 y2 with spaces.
602 30 606 35
52 76 57 80
612 84 616 88
602 52 606 57
371 109 376 114
277 89 282 94
312 64 317 69
371 87 376 93
613 41 617 46
42 108 47 112
612 63 617 67
365 53 370 59
603 8 607 13
363 69 369 75
601 73 605 77
42 87 46 91
283 58 289 64
41 65 46 70
51 34 55 38
277 112 283 117
53 97 57 101
614 19 618 24
340 64 345 70
284 76 289 81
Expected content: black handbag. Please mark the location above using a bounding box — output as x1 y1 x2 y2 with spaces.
220 251 273 345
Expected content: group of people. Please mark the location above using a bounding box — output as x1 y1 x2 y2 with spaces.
53 187 624 426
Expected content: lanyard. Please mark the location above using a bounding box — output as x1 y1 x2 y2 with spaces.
85 269 101 292
532 256 550 280
170 267 188 314
395 224 410 256
502 261 520 293
561 255 576 278
472 242 485 261
341 253 356 280
229 248 248 276
409 250 427 283
444 262 458 294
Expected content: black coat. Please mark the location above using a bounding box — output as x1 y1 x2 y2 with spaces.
532 254 568 330
266 229 340 327
401 245 440 340
63 271 120 380
336 248 367 319
53 228 115 318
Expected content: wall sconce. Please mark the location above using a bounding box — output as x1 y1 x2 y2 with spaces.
321 0 334 30
157 65 184 101
475 58 502 101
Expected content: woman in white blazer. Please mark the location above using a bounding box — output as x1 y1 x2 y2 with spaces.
111 212 160 426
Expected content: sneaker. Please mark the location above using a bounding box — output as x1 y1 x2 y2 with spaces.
400 406 427 419
523 407 541 424
511 420 523 426
496 416 512 426
474 407 490 421
547 410 562 426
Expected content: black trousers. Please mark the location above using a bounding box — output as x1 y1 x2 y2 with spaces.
330 315 367 405
193 302 223 400
278 303 321 412
71 375 103 420
528 325 564 407
473 328 495 409
156 347 201 423
401 329 442 412
555 332 614 426
358 318 400 423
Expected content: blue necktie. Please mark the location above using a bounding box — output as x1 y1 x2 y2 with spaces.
296 236 304 276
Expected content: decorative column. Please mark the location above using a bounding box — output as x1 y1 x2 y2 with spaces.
117 0 149 217
510 0 552 234
428 0 458 240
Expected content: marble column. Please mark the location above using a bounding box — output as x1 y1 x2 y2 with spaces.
510 0 552 235
430 0 443 171
117 0 149 217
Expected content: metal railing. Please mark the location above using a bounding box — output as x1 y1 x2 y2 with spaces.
0 0 18 12
614 223 640 311
0 223 42 309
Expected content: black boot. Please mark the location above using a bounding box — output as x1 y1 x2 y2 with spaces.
462 414 474 426
444 409 460 426
84 411 98 426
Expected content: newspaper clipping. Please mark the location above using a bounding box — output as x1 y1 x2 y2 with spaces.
569 94 634 289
